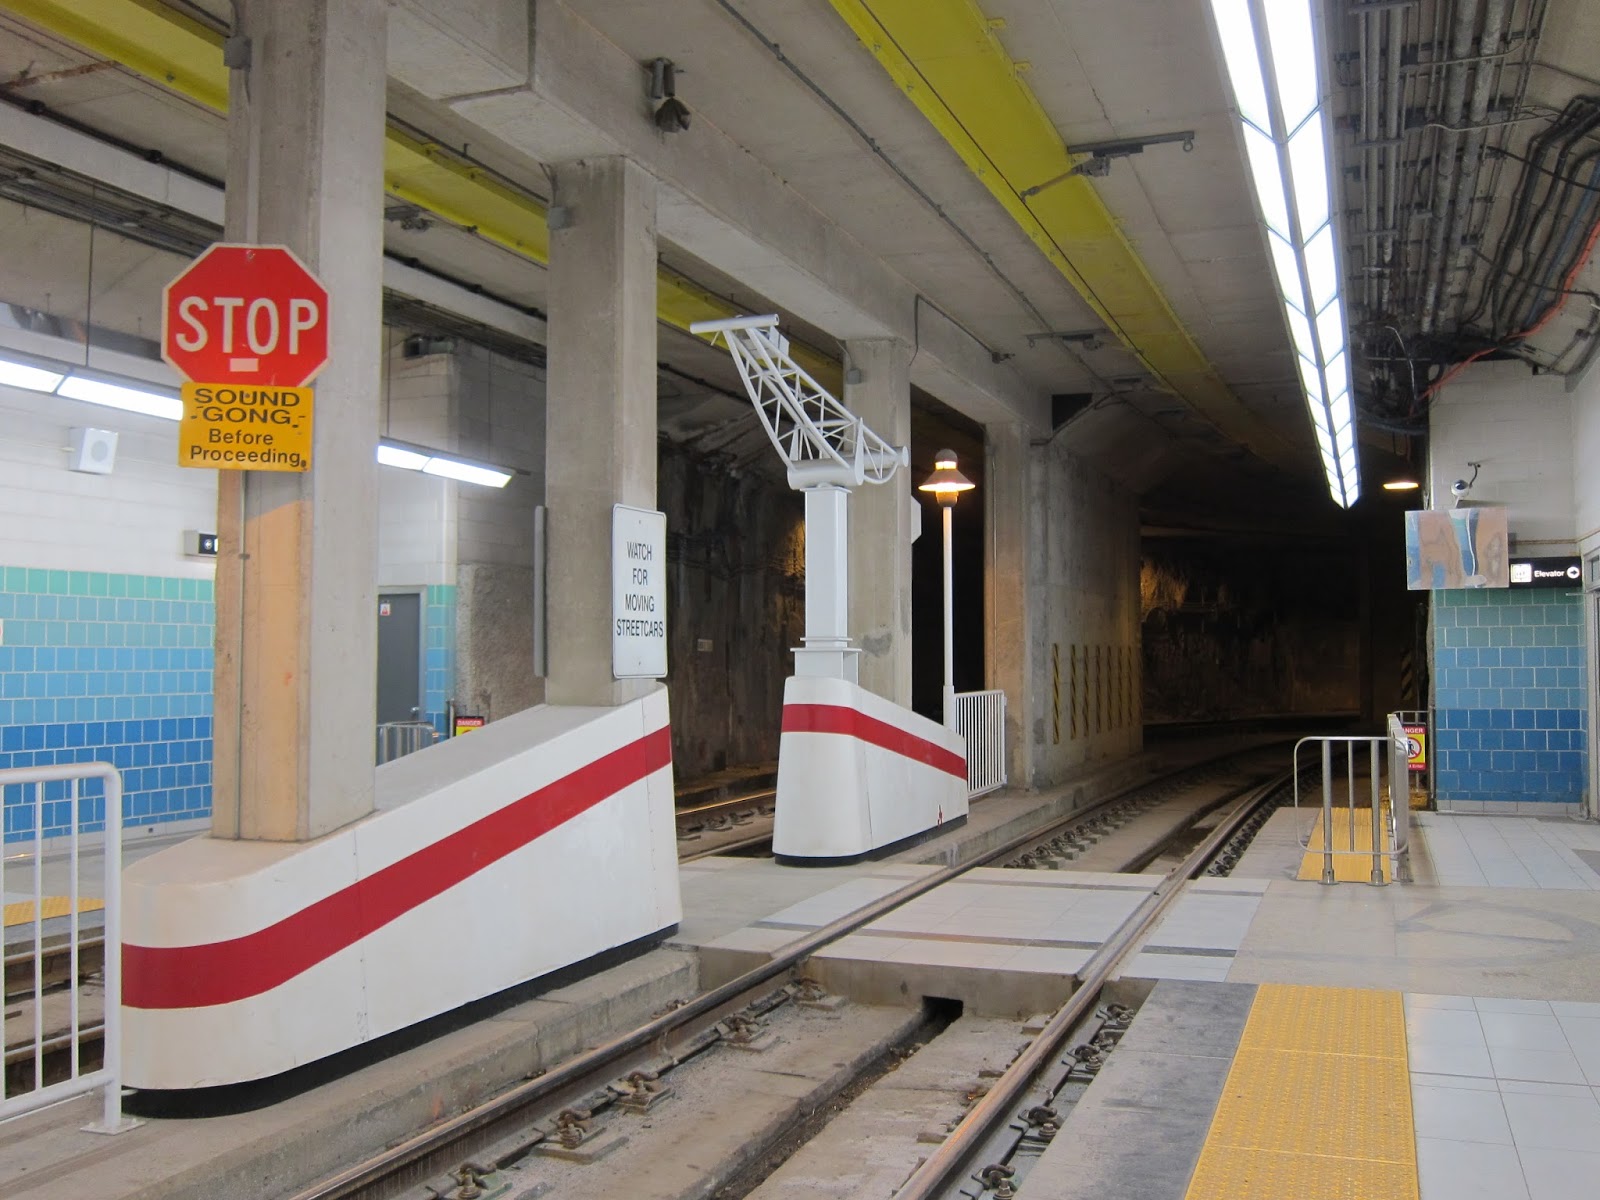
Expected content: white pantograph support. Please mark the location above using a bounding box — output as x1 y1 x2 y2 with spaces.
690 315 908 681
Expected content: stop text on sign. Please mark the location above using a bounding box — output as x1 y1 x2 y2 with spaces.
178 383 314 473
162 244 330 388
170 295 320 371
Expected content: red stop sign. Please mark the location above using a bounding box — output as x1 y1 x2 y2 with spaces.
162 244 330 387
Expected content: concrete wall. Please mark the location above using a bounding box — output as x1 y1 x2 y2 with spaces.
659 443 804 780
1571 359 1600 815
1028 440 1142 783
1426 360 1590 809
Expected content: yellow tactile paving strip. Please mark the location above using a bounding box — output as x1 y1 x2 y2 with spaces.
1298 807 1393 882
3 896 104 927
1185 983 1419 1200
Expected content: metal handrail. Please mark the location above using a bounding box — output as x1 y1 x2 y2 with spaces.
376 720 440 765
952 689 1006 798
1291 731 1412 885
0 762 136 1133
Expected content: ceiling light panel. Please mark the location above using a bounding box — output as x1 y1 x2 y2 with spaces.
0 356 67 393
1208 0 1359 507
56 374 183 421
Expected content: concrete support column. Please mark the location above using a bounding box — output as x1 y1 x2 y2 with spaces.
544 158 658 707
845 339 913 706
211 0 386 841
984 422 1034 787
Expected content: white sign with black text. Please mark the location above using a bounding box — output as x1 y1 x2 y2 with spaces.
612 504 668 679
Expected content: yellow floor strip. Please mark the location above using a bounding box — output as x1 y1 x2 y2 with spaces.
1186 984 1419 1200
3 897 104 927
1297 807 1393 882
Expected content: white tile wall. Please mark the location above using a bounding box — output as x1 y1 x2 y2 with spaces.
0 383 217 577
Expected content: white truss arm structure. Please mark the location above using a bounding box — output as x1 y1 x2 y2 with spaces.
689 314 908 490
690 313 910 684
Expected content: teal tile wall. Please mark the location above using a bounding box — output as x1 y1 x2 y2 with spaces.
424 583 456 733
0 566 213 840
1432 588 1588 804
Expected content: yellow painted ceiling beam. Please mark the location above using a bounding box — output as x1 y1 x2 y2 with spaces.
827 0 1295 466
4 0 228 111
0 0 777 359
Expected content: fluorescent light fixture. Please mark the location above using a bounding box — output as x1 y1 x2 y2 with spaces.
56 372 183 421
376 439 513 488
422 457 513 488
1382 478 1420 491
3 350 184 420
1208 0 1359 508
376 443 429 470
0 355 67 393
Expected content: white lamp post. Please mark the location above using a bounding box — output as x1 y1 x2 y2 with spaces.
918 449 975 728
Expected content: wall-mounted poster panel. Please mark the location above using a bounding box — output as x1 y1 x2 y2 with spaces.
1405 507 1509 590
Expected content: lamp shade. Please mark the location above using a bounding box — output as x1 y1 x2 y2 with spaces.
918 449 975 503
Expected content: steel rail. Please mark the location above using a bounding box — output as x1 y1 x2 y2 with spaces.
674 789 777 821
892 770 1290 1200
285 750 1279 1200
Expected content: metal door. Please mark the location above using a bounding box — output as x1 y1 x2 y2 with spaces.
376 592 423 724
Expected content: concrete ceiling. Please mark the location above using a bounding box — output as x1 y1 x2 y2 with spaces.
5 0 1592 520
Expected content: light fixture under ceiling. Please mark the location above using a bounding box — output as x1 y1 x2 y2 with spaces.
0 351 182 420
377 439 514 488
1382 478 1419 492
3 351 513 487
1208 0 1359 509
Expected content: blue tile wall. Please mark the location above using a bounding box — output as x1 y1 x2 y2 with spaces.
424 583 456 734
0 566 213 841
1432 588 1588 804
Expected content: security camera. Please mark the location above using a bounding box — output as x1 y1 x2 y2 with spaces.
1451 479 1471 497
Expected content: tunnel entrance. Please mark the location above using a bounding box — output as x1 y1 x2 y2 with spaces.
910 396 988 723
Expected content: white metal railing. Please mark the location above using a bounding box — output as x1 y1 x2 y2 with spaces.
0 762 137 1133
1291 726 1413 885
376 720 440 765
953 690 1007 799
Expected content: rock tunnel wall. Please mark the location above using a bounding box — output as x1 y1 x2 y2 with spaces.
659 442 805 781
1141 540 1363 723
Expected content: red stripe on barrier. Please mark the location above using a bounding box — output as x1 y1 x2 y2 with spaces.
123 725 672 1010
782 702 966 779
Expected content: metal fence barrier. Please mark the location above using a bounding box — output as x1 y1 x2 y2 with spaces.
376 720 441 765
953 689 1007 799
1291 721 1413 885
0 762 136 1133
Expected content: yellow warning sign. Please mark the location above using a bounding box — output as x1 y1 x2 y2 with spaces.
179 382 313 472
1404 723 1427 772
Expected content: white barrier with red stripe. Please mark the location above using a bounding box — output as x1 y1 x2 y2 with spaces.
774 675 968 863
121 689 680 1089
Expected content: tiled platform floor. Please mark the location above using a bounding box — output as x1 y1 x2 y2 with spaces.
1407 993 1600 1200
1413 813 1600 889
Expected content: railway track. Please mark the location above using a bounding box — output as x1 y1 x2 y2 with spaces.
282 749 1289 1200
675 789 776 861
896 769 1292 1200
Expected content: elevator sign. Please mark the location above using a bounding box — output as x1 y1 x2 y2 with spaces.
162 244 330 387
612 505 668 679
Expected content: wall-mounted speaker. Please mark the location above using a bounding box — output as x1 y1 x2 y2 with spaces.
68 427 118 475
